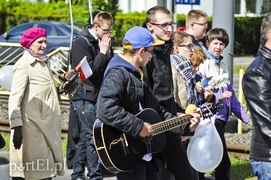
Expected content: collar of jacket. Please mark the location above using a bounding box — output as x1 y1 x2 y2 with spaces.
257 43 271 60
154 40 173 55
24 50 47 65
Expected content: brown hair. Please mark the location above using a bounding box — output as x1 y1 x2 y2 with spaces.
204 28 229 48
191 46 207 66
261 12 271 44
145 6 171 23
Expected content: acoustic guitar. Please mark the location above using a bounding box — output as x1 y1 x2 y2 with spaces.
93 103 218 174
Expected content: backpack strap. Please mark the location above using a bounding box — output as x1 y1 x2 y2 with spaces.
68 34 97 66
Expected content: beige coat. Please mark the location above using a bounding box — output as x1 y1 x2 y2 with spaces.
172 66 188 110
8 51 64 179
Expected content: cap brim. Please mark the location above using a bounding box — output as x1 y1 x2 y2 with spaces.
153 40 165 46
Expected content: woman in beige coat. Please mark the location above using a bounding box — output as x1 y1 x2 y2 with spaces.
8 28 64 180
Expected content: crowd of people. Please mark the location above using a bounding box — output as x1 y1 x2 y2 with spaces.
7 4 271 180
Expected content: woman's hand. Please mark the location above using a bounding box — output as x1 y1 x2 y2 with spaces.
189 112 201 132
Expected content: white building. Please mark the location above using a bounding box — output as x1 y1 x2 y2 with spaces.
118 0 268 16
118 0 213 16
37 0 269 17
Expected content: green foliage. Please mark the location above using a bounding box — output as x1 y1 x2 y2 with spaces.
0 0 265 56
114 11 146 45
235 16 262 56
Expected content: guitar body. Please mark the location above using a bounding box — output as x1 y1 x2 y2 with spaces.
93 108 166 173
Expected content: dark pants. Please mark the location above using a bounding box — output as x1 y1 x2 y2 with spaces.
66 102 81 169
158 133 196 180
214 120 231 180
198 120 231 180
71 100 102 180
117 160 159 180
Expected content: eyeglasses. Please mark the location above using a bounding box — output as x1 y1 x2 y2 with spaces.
178 44 194 51
99 26 113 33
193 22 208 27
144 48 153 54
150 21 176 30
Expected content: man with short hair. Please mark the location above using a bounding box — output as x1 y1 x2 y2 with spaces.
185 10 208 47
69 11 114 180
143 6 198 180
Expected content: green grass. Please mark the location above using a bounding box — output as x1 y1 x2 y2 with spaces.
205 156 256 180
1 132 256 179
0 132 67 156
230 156 256 180
233 65 248 74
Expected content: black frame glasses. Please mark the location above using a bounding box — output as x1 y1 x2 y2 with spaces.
150 21 176 30
178 44 194 51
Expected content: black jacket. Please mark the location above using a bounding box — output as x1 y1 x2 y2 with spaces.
70 24 113 103
242 44 271 161
96 54 176 137
142 41 178 115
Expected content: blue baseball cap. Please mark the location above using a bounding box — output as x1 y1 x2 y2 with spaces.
123 27 164 49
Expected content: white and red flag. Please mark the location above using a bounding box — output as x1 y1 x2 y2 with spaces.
74 56 93 80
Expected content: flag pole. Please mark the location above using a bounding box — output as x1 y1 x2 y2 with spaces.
89 0 93 24
69 0 74 68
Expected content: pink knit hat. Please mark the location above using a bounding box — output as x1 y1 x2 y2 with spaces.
20 28 47 48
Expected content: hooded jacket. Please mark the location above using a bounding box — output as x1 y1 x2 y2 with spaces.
96 54 175 137
69 24 113 103
242 44 271 161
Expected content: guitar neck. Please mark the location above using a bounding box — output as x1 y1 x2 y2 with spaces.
151 110 201 136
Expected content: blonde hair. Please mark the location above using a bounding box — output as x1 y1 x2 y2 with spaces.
93 11 114 27
185 10 207 28
171 31 191 46
191 46 206 66
123 40 139 56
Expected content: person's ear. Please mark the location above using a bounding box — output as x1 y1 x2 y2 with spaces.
146 23 154 32
139 48 145 54
93 23 99 31
173 45 179 53
190 23 194 30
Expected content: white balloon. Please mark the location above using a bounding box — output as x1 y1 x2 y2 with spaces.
0 65 14 90
187 118 223 173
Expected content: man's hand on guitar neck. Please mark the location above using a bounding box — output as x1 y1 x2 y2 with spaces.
139 122 152 140
189 112 201 132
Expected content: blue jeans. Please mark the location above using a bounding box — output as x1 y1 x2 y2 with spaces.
71 100 102 180
251 159 271 180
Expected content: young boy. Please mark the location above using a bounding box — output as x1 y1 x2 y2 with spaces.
198 28 250 180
